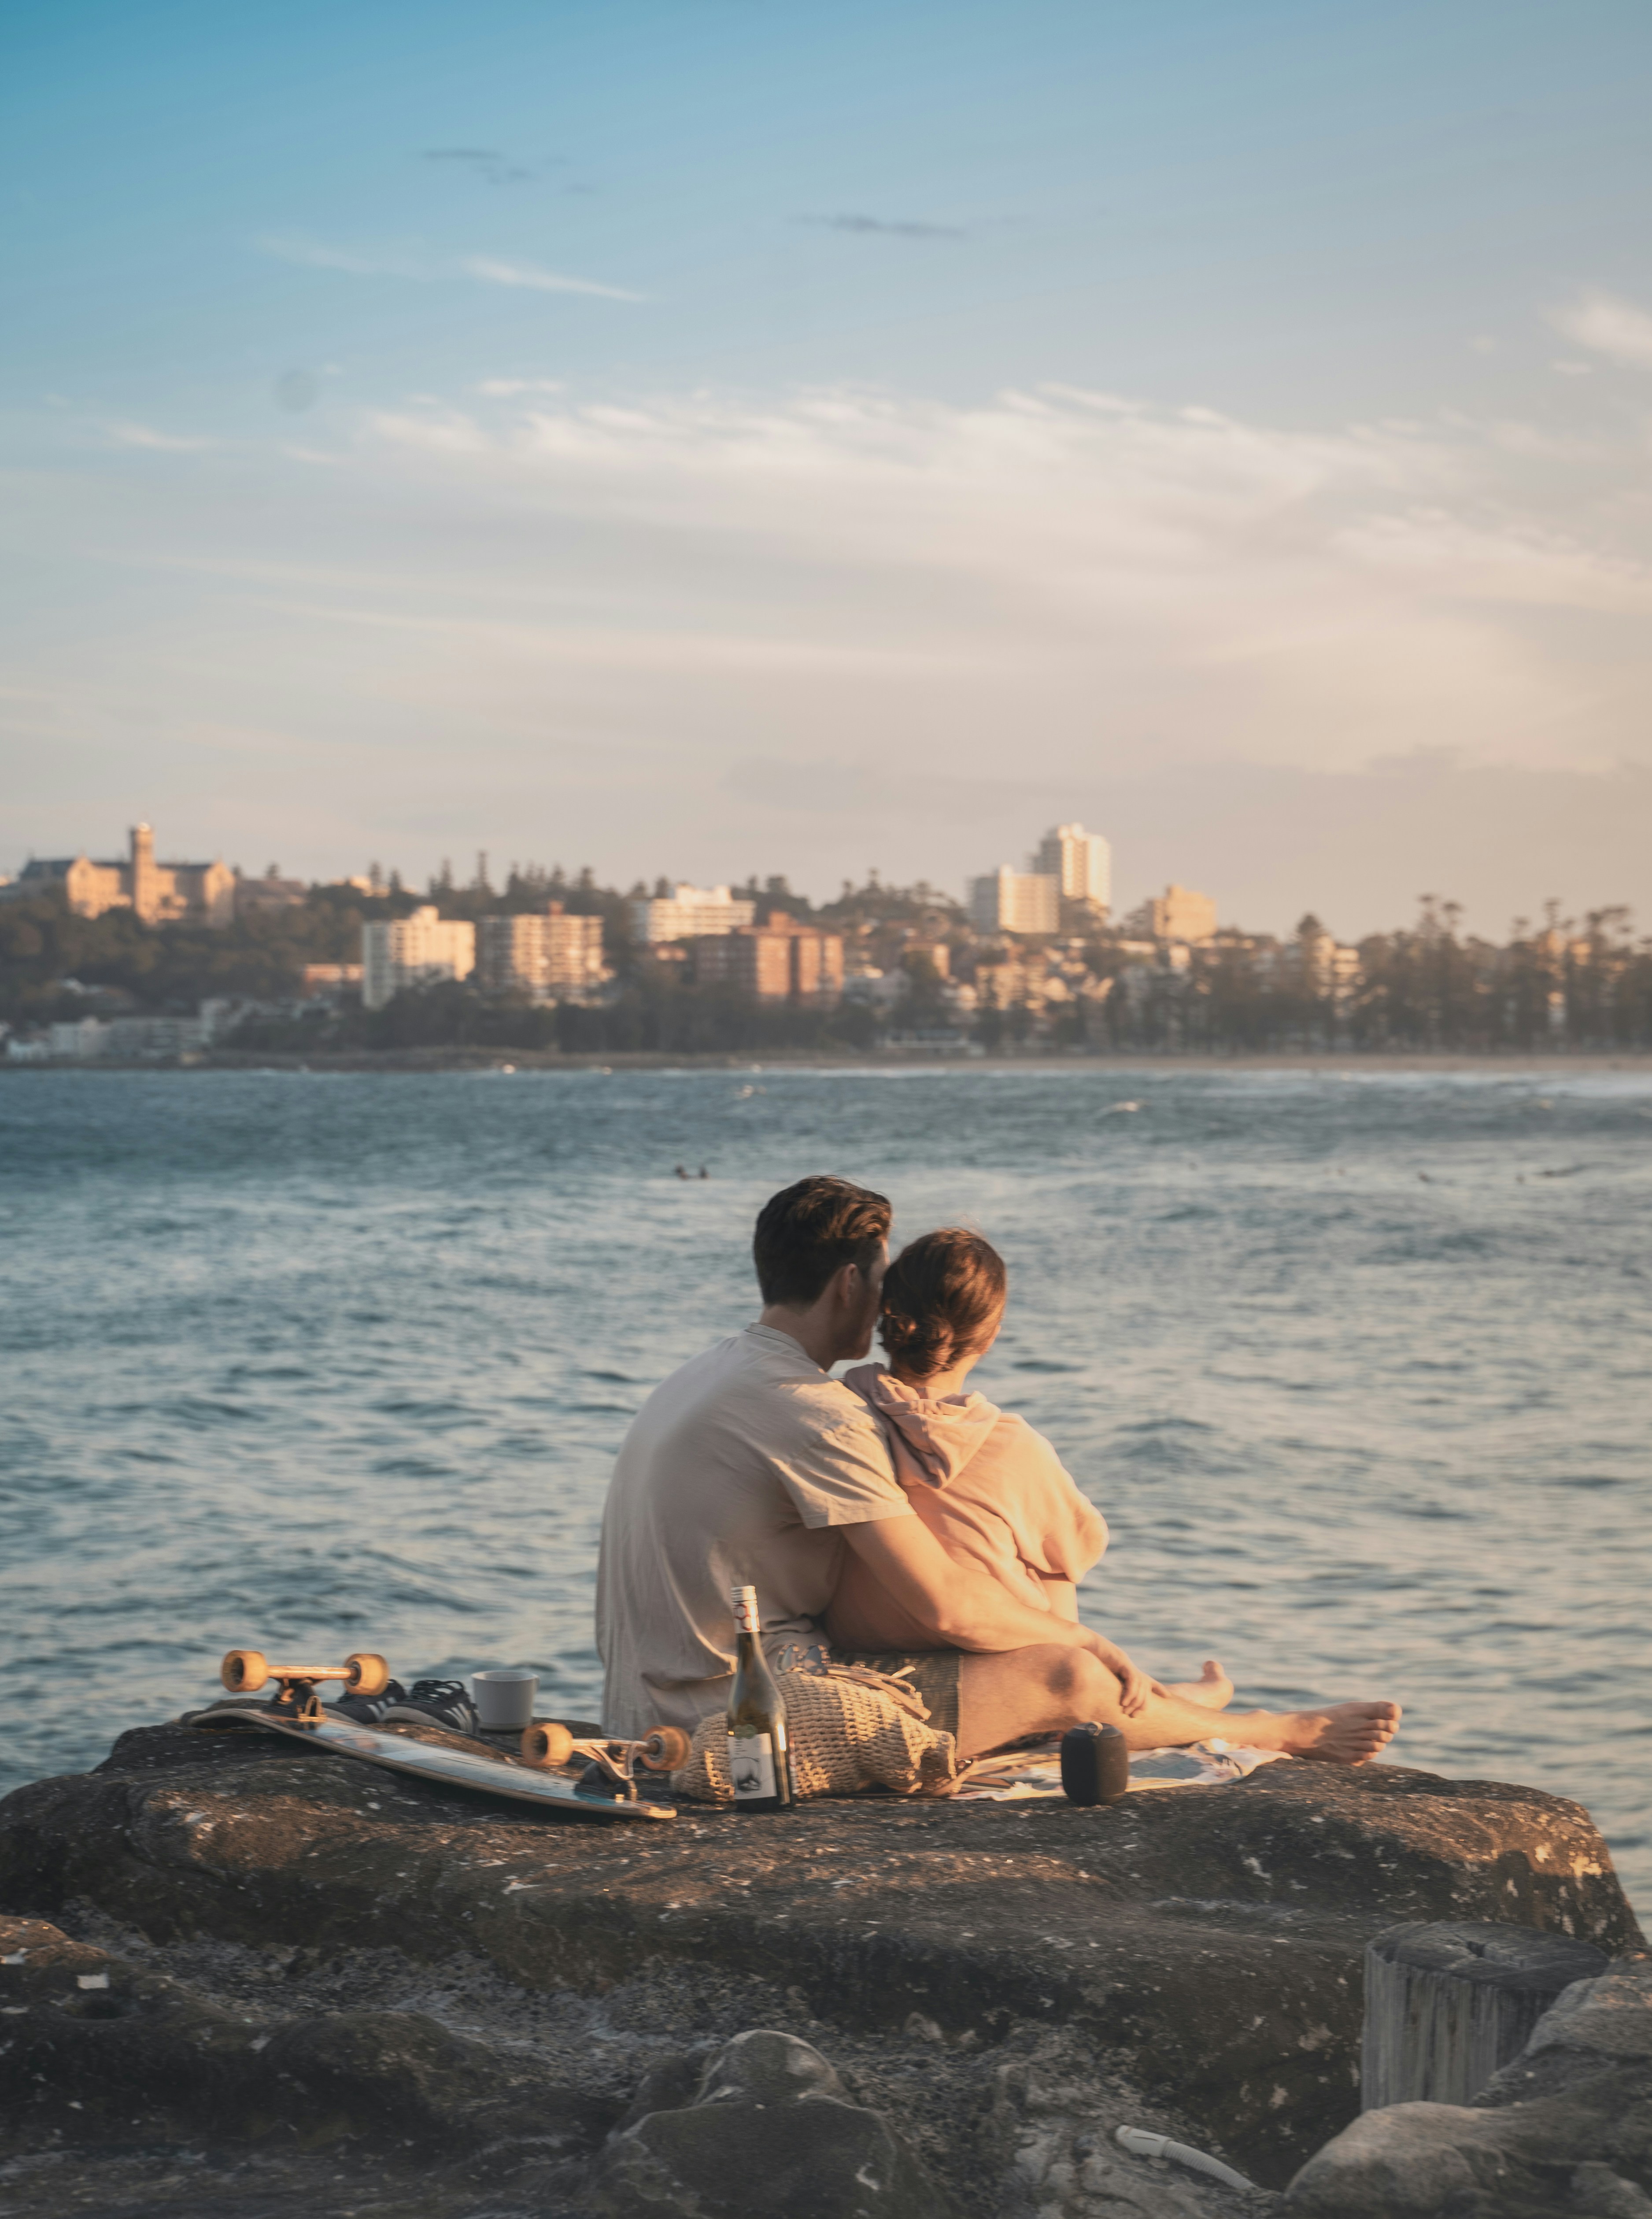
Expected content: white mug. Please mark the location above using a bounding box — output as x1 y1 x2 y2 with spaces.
472 1669 539 1731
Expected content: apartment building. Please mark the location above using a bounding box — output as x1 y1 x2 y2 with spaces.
299 964 364 997
1033 822 1112 916
1134 885 1218 943
477 905 607 1002
966 817 1115 937
969 867 1060 937
46 1015 207 1060
1292 924 1362 1003
629 883 756 944
361 908 476 1010
691 912 844 1002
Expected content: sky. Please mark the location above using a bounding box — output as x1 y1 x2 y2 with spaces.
4 0 1652 938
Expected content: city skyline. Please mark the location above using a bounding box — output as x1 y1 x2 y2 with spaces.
6 3 1652 936
4 807 1644 952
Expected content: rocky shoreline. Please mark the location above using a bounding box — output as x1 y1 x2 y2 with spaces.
0 1718 1644 2217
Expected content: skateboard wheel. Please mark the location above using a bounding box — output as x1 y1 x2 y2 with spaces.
221 1649 269 1694
639 1727 691 1772
521 1722 574 1768
345 1652 391 1697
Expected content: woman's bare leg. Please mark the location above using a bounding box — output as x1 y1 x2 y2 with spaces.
957 1645 1400 1765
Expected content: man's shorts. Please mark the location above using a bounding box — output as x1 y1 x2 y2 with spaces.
830 1648 963 1741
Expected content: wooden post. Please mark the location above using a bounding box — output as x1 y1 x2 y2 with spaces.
1362 1920 1608 2112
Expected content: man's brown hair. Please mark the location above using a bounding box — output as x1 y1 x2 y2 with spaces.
753 1175 892 1307
879 1226 1006 1378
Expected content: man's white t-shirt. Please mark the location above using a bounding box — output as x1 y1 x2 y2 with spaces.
595 1322 913 1738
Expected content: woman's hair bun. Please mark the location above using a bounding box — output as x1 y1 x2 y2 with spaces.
878 1227 1006 1380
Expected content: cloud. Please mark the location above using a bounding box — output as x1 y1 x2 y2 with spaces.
460 256 639 301
421 148 544 186
794 213 966 239
259 235 639 300
1331 509 1652 612
1549 290 1652 370
261 235 414 278
345 380 1652 779
102 421 217 452
14 373 1652 928
233 598 965 679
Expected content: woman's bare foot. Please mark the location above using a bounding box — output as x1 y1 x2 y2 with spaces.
1264 1699 1402 1766
1164 1659 1234 1711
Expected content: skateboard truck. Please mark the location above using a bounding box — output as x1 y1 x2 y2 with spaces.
220 1649 392 1727
518 1722 691 1802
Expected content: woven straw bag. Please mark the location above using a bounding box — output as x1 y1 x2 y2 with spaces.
673 1661 963 1803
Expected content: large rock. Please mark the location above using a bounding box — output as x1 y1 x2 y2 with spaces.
590 2027 957 2218
0 1911 615 2214
1284 1959 1652 2217
0 1715 1641 2214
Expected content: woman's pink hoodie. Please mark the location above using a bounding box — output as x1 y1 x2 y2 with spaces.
824 1363 1107 1654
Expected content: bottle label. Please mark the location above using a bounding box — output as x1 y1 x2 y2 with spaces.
732 1586 759 1635
728 1728 778 1801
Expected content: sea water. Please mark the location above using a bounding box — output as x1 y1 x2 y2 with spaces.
1 1065 1646 1908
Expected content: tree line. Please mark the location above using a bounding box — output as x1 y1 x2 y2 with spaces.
1087 903 1652 1055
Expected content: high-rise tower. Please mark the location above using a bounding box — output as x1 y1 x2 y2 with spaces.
1033 823 1111 916
129 823 159 923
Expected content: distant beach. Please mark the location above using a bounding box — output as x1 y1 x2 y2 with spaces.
7 1048 1652 1076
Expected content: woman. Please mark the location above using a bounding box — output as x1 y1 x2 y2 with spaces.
826 1226 1216 1716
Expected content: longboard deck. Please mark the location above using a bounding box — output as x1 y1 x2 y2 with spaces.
191 1702 676 1821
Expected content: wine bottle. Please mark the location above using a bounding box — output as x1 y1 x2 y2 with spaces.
726 1584 792 1811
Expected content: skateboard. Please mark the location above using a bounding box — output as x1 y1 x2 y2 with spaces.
192 1650 679 1822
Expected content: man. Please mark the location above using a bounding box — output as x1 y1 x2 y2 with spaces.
597 1174 1400 1766
597 1174 902 1739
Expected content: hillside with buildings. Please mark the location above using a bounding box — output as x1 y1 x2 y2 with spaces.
2 819 1649 1061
